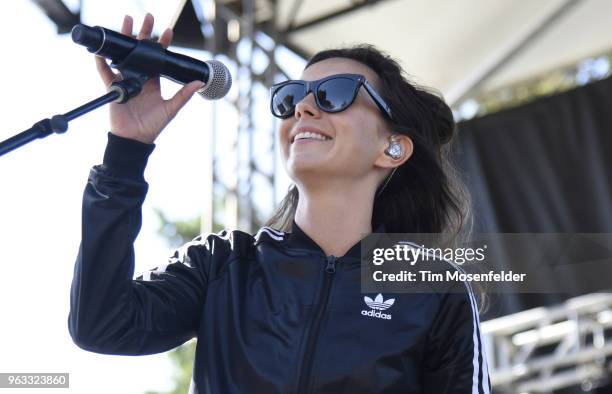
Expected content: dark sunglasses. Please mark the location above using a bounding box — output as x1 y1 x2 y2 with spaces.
270 73 393 120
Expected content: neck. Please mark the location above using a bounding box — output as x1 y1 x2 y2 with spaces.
294 181 374 257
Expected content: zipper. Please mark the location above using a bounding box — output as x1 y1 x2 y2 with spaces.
325 255 337 273
296 255 337 394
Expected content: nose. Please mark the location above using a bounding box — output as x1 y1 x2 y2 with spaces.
294 92 321 119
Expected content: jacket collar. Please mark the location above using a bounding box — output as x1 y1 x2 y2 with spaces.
288 219 386 260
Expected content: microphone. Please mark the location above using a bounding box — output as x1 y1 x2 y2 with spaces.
71 24 232 100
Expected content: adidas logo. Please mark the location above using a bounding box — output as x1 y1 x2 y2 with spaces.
361 294 395 320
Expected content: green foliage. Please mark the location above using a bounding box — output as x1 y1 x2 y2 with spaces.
146 207 234 394
457 52 612 120
145 210 206 394
154 208 202 248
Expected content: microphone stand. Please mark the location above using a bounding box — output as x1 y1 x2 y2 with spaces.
0 77 145 157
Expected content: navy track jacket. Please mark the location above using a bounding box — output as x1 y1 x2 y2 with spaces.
68 132 492 394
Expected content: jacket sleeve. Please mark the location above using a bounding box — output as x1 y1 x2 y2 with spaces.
421 280 492 394
68 132 210 356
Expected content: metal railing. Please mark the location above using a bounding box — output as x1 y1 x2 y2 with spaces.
482 292 612 393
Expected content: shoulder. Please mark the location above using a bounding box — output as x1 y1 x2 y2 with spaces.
253 226 288 245
177 225 288 260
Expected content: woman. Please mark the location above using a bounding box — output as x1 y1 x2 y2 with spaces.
69 13 491 394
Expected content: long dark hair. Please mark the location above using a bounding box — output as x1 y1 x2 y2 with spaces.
266 44 472 242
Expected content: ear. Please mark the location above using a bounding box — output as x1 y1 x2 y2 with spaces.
374 133 413 169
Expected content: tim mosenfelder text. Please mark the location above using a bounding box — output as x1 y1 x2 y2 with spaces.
369 243 526 283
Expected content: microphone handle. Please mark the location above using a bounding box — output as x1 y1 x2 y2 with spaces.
71 24 210 85
162 51 210 85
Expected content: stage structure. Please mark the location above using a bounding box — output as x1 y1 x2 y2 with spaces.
482 293 612 393
171 0 287 233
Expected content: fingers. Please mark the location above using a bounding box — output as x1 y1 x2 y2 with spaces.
159 28 173 49
165 80 205 118
95 56 117 86
121 14 133 36
138 13 154 40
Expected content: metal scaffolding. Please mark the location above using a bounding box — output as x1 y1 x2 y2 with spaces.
482 292 612 393
197 0 289 233
164 0 296 234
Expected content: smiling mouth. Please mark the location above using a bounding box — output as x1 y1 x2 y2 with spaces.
292 131 333 143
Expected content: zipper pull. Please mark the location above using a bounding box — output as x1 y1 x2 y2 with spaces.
325 256 337 274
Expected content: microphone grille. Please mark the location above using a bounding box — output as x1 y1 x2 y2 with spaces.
199 60 232 100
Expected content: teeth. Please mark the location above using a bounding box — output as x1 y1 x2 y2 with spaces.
294 131 332 142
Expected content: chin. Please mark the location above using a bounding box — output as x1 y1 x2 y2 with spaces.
287 157 330 178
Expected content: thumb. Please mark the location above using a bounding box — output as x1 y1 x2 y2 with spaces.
165 80 205 118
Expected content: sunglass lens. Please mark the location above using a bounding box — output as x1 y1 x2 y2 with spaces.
317 77 356 112
272 83 305 118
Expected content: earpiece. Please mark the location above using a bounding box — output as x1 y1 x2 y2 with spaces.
384 135 403 160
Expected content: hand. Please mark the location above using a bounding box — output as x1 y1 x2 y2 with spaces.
96 13 204 144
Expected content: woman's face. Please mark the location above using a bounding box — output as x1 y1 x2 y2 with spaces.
278 57 391 185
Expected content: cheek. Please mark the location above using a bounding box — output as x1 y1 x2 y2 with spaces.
278 120 292 139
336 116 381 158
278 121 293 157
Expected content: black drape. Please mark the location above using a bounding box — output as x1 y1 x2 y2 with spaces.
455 76 612 319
